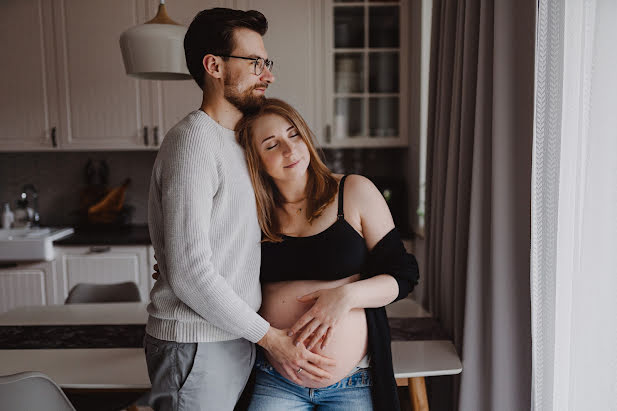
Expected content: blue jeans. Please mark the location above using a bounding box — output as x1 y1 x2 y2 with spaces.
248 350 373 411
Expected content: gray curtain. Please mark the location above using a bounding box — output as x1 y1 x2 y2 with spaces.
423 0 535 410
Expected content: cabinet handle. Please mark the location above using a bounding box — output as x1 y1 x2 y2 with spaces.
51 127 57 147
143 126 149 146
153 126 159 146
325 124 331 143
89 246 111 254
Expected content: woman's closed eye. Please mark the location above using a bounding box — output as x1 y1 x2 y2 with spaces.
265 133 299 150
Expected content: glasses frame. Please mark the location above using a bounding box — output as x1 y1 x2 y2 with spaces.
217 55 274 76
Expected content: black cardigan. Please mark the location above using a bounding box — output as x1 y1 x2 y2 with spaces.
362 228 419 411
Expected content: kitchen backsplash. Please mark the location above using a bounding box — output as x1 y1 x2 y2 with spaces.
0 148 407 226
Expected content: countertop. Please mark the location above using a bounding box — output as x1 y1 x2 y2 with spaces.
53 225 150 246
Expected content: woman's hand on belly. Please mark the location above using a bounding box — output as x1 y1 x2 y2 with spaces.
264 308 368 388
260 279 369 388
290 285 354 350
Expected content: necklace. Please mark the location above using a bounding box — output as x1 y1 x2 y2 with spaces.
282 197 306 216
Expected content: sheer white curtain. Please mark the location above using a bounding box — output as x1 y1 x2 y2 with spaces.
532 1 617 410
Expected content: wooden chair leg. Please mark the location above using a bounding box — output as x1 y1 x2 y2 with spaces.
409 377 429 411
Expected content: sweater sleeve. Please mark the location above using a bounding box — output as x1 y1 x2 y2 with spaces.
159 133 269 343
362 228 419 302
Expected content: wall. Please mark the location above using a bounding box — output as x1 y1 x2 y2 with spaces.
0 152 155 226
0 148 407 226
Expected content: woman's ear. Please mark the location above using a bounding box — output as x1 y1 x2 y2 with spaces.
203 54 223 79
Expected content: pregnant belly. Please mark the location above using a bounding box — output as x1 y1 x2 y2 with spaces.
259 276 368 388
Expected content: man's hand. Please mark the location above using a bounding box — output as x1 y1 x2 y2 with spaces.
258 327 336 385
289 286 353 350
152 254 160 280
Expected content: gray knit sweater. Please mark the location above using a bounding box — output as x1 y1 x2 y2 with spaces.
146 110 269 343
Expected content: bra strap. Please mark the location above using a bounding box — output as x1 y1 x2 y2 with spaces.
337 175 348 220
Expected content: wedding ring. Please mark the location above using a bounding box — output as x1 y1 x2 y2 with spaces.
296 367 303 374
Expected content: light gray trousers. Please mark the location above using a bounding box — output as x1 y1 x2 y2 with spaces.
144 333 255 411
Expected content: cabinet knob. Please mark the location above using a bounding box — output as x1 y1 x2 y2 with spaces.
51 127 57 147
143 126 149 146
153 126 159 146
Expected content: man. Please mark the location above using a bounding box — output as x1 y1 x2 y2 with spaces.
146 8 333 411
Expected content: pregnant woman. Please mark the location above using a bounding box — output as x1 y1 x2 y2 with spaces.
152 99 418 410
235 98 419 410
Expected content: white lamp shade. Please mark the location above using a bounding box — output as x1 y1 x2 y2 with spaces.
119 23 192 80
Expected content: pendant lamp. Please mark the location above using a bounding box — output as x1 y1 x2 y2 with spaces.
119 0 192 80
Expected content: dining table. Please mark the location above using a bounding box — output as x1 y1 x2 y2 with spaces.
0 299 461 411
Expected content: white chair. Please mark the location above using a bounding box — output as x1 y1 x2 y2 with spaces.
65 281 141 304
0 371 76 411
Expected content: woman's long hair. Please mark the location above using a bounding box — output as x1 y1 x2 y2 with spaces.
236 98 338 242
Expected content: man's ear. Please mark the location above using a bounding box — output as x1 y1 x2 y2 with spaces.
203 54 223 79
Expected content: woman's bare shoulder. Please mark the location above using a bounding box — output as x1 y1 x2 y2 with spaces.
343 174 380 201
344 175 394 244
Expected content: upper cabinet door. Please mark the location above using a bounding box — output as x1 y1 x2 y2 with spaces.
322 0 409 148
0 1 59 151
147 0 229 142
236 0 320 133
53 0 151 150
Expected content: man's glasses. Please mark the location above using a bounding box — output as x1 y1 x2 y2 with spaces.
217 55 274 76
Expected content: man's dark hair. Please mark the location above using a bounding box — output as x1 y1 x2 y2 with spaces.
184 8 268 90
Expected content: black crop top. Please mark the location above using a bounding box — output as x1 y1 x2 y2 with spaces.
260 175 368 283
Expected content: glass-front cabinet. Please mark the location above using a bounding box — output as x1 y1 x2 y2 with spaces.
323 0 408 147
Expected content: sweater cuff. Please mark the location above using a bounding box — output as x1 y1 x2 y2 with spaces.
242 315 271 344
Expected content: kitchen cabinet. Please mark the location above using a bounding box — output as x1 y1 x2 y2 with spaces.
0 0 153 151
0 0 316 151
52 0 154 150
0 1 59 151
0 261 55 314
321 0 409 148
0 1 411 151
53 245 151 304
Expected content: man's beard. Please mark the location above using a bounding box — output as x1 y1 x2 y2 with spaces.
224 73 267 115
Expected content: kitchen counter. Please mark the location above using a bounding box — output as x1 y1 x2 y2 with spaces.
53 225 150 246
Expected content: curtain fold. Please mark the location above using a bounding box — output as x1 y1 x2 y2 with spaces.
424 0 535 409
